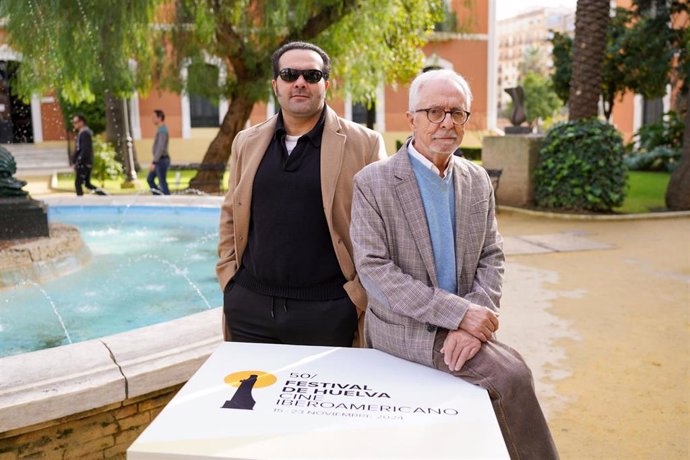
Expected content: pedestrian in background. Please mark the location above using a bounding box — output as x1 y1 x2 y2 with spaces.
148 109 171 195
71 114 105 196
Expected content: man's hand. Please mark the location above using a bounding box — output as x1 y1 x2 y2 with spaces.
440 329 481 371
149 163 156 172
459 304 499 342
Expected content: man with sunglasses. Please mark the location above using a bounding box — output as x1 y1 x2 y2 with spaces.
217 41 387 347
350 69 559 459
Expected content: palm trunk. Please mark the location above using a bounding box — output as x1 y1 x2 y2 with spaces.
568 0 610 120
189 92 254 193
665 90 690 210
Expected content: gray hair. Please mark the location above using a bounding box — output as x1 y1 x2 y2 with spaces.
408 69 473 112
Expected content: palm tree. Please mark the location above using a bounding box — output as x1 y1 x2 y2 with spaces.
568 0 611 120
666 89 690 209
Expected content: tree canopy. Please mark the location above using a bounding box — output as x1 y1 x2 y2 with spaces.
551 6 677 120
1 0 159 103
1 0 445 190
161 0 443 108
160 0 446 191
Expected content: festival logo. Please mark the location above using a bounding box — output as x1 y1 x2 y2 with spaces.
221 370 277 410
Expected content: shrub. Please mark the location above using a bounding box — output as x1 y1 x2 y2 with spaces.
58 94 106 135
459 147 481 161
624 145 680 172
92 137 124 186
625 111 683 171
635 111 683 152
534 118 627 212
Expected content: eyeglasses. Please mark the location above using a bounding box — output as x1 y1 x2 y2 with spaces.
278 68 327 84
415 107 471 125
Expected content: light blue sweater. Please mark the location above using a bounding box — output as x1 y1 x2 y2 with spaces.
409 153 457 294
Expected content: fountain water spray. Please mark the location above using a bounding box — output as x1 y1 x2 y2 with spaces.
134 254 212 309
22 280 73 344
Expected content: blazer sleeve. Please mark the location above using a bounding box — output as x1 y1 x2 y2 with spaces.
351 172 467 331
72 131 84 165
216 134 242 291
82 131 93 164
369 132 388 163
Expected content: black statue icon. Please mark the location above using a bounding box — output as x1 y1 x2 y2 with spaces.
222 374 258 410
504 86 532 134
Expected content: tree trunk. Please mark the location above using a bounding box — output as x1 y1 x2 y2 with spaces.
665 90 690 210
190 91 254 193
568 0 610 120
104 91 140 183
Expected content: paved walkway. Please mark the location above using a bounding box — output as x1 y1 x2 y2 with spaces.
13 180 690 459
496 209 689 460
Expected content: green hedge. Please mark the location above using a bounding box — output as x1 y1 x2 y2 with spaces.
534 118 627 212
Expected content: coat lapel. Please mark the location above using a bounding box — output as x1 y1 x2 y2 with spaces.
453 159 470 292
393 146 438 287
235 117 277 238
320 107 346 229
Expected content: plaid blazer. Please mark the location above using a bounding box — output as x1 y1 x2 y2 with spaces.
350 142 504 367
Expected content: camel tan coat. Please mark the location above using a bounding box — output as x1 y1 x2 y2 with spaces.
217 106 387 344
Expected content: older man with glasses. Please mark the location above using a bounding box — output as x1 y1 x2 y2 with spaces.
217 41 387 347
350 69 559 459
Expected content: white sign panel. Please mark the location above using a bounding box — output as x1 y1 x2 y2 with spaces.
128 342 509 459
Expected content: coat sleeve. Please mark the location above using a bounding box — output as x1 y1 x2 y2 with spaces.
216 134 242 291
82 131 93 164
350 171 467 331
72 132 83 165
368 132 388 163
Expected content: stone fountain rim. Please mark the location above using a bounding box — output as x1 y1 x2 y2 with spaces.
0 195 225 433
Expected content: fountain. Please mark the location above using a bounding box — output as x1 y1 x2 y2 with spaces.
0 147 90 290
0 193 225 459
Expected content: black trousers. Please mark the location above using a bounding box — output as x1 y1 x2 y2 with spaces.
223 282 358 347
75 163 97 196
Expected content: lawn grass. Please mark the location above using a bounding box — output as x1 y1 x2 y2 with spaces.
614 171 671 214
55 170 230 194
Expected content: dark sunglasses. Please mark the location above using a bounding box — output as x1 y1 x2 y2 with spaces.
278 68 327 84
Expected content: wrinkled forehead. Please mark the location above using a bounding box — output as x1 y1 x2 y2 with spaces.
417 78 467 109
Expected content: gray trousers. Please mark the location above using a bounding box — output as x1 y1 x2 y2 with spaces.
433 331 559 460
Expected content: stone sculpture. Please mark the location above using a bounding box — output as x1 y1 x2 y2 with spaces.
504 86 532 134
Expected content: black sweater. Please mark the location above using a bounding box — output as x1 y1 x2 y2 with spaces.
235 109 346 300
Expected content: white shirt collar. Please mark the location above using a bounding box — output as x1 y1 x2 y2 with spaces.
408 140 455 180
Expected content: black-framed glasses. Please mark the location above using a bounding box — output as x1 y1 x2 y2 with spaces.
415 107 471 125
278 68 328 84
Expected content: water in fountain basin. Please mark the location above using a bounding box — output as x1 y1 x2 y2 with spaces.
0 205 222 358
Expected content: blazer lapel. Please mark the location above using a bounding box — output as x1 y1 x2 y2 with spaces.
320 107 346 228
235 117 277 237
393 147 439 287
453 159 470 292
